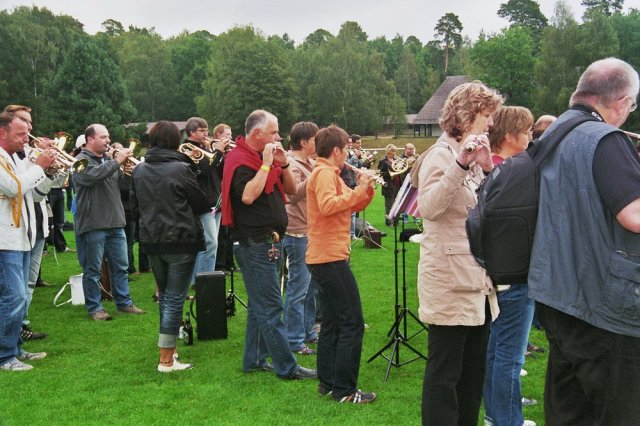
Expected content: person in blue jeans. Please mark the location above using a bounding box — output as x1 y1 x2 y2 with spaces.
132 121 211 372
483 106 536 426
0 111 56 371
74 124 144 321
221 109 316 380
283 121 319 354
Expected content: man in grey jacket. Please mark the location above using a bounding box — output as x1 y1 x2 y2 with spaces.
529 58 640 425
74 124 144 321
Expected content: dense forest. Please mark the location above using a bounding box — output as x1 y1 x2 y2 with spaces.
0 0 638 141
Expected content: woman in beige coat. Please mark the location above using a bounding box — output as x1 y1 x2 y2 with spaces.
417 81 502 426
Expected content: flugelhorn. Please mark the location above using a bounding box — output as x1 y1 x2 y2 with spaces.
28 133 88 174
345 163 386 187
178 142 219 164
27 147 87 175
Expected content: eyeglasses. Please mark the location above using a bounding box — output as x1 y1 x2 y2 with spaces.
197 128 208 133
629 97 638 112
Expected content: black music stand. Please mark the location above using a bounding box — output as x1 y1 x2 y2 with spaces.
367 217 428 381
225 265 246 317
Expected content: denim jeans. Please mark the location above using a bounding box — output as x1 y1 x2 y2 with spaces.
234 240 297 377
148 253 196 348
0 250 29 365
192 210 221 284
78 228 133 315
483 285 534 426
283 235 317 350
25 237 46 325
308 260 364 399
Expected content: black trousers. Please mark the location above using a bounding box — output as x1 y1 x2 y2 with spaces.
537 303 640 426
49 188 68 251
422 302 490 426
309 260 364 399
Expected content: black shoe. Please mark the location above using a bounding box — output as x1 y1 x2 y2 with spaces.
335 389 377 404
20 325 48 341
244 361 274 373
35 280 51 288
282 365 317 380
318 383 333 397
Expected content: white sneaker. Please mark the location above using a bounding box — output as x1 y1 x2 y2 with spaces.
520 368 528 377
157 359 193 372
18 350 47 361
522 397 538 406
0 357 33 371
523 420 537 426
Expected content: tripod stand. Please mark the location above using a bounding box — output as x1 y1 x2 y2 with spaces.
225 265 246 317
367 218 428 381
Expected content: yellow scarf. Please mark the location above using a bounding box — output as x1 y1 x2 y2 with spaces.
0 155 23 227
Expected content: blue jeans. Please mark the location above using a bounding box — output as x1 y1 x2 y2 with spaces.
192 210 221 284
283 235 317 350
0 250 29 365
148 253 196 348
484 285 534 426
78 228 133 315
308 260 364 399
25 237 46 325
234 240 297 377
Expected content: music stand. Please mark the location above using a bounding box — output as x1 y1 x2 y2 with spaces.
367 178 428 381
225 265 246 317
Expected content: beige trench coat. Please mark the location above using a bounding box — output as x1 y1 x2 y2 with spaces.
416 133 498 326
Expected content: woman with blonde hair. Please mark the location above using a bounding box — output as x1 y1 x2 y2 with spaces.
377 143 400 225
416 81 502 425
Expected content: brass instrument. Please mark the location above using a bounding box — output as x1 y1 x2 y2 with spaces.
208 137 236 152
345 163 386 187
109 140 141 176
623 130 640 140
29 132 88 174
178 142 219 164
361 150 378 163
390 156 416 178
27 146 87 175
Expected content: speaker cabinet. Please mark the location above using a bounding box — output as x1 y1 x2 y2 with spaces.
194 271 228 340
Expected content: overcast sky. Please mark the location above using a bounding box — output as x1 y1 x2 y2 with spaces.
2 0 637 44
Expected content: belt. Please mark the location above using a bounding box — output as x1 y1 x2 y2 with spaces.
238 231 281 245
496 284 511 292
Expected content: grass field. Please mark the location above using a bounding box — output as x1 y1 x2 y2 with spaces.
2 183 549 425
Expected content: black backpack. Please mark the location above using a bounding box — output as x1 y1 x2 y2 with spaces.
465 114 597 284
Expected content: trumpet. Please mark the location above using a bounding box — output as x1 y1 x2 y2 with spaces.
109 141 141 176
178 142 220 164
361 150 378 163
207 137 236 152
27 147 88 175
345 163 386 187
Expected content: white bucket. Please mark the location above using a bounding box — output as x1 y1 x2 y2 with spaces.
54 273 85 306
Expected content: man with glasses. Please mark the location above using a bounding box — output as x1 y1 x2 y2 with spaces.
182 117 229 284
528 57 640 424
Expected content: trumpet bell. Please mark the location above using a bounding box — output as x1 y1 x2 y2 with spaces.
72 158 89 173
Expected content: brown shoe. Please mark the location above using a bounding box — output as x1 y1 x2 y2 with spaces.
91 309 113 321
118 304 145 315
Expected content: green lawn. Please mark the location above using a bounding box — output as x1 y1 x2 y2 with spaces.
2 194 548 425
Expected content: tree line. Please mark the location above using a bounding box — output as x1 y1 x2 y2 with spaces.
0 0 638 142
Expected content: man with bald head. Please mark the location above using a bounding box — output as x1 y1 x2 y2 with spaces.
528 58 640 424
74 124 144 321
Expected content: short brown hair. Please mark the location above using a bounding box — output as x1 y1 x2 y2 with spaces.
289 121 319 151
488 106 534 153
315 126 348 158
149 121 181 150
440 81 504 141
